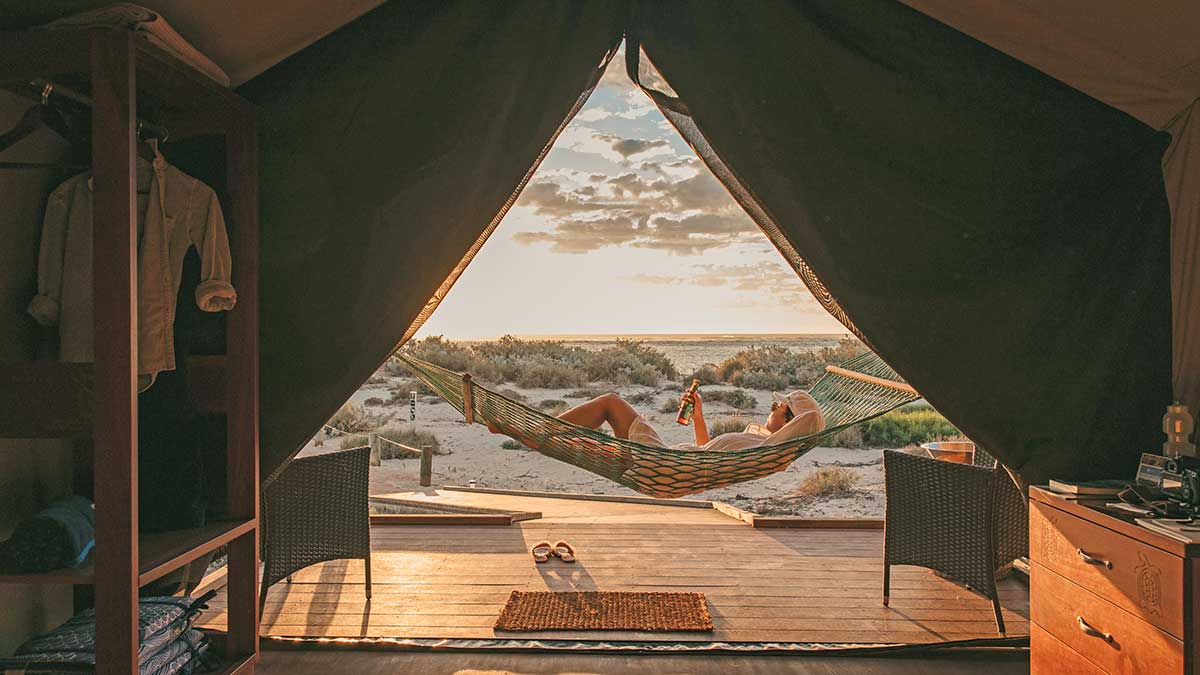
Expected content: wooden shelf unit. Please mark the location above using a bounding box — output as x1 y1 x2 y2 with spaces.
0 29 260 675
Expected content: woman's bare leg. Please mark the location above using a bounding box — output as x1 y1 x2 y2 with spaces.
557 393 641 438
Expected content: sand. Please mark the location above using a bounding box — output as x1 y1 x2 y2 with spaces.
299 375 892 518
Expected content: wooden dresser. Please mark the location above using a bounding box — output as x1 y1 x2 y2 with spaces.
1030 487 1200 674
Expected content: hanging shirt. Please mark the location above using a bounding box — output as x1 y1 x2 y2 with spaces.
28 152 236 390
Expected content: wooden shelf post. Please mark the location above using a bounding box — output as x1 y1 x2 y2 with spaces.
224 108 261 663
90 30 140 675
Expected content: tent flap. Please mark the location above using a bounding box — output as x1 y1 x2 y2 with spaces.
240 0 623 484
633 0 1173 484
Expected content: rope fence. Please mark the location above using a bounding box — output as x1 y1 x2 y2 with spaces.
315 423 435 486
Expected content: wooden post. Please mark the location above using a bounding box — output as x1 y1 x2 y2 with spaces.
90 31 139 675
419 446 433 487
369 433 381 466
461 373 474 424
223 100 260 663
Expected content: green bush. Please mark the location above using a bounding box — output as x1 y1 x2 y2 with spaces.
860 406 958 448
500 439 525 450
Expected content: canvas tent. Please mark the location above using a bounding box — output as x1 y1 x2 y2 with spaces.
2 0 1197 490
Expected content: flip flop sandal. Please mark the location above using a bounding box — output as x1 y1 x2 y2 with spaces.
552 541 576 563
531 541 553 563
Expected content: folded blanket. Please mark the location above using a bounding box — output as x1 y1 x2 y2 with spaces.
43 4 230 87
0 594 215 675
0 496 94 573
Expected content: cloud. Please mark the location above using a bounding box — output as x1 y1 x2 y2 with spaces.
512 161 758 255
611 138 669 158
627 262 824 311
512 216 641 253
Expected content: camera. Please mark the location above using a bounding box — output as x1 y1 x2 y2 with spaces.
1162 454 1200 513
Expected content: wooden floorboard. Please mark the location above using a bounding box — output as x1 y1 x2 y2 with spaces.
196 492 1029 645
255 650 1030 675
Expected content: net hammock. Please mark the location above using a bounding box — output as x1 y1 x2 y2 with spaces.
398 351 920 498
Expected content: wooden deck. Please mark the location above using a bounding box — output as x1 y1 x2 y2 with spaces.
196 491 1029 645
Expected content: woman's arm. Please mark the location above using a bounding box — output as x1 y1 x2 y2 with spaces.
691 392 710 446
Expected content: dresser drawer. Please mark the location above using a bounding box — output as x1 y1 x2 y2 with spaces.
1031 624 1107 675
1031 562 1182 675
1030 499 1183 637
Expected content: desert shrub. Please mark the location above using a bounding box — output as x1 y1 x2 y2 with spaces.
343 425 444 457
399 335 678 389
365 375 388 386
496 388 529 403
328 402 386 433
581 339 677 385
500 439 525 450
860 406 958 448
660 397 683 414
402 336 502 382
704 388 756 411
819 337 868 364
792 467 858 500
690 363 721 386
516 362 586 389
364 396 386 407
388 378 432 399
626 390 658 405
706 338 870 390
824 425 865 448
707 416 751 436
381 359 409 377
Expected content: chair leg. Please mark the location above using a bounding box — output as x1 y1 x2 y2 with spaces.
991 594 1006 635
364 552 372 600
882 562 891 606
258 574 270 619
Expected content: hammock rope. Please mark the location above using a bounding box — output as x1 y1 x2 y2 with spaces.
398 351 919 498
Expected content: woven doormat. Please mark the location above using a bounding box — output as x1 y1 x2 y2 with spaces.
494 591 713 632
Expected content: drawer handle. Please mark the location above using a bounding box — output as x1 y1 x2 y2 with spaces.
1076 548 1113 569
1077 616 1113 643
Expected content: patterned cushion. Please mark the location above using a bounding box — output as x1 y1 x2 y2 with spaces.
0 595 212 674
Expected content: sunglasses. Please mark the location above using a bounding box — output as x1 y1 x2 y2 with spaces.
771 401 794 420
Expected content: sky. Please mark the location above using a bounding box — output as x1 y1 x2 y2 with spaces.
416 44 845 339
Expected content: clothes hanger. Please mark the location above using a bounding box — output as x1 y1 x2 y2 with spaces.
0 84 87 170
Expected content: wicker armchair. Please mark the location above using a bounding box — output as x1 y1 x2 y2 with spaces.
971 446 1029 571
882 449 1025 635
259 446 372 614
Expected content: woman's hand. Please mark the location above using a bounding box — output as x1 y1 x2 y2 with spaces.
689 392 709 446
689 391 705 421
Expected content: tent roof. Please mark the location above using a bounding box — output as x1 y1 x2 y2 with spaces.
1 1 1198 111
0 0 386 85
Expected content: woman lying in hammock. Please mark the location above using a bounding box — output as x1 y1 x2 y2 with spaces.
488 388 825 453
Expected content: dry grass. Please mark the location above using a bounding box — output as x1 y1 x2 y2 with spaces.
328 402 387 433
791 467 858 500
343 424 445 457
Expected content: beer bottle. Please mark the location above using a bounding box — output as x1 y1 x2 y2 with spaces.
676 379 701 425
